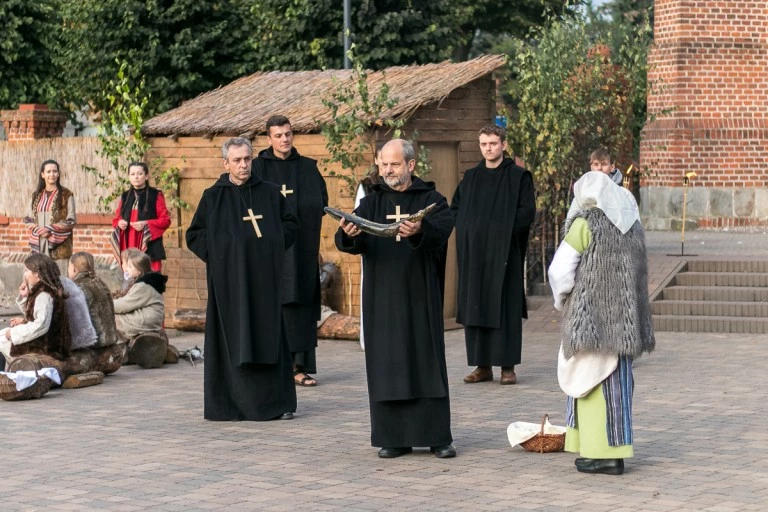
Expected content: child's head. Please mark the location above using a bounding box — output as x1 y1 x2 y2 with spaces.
23 253 61 291
589 148 614 175
121 248 152 279
69 252 95 279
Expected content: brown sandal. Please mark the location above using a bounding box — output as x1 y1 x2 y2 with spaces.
294 369 317 386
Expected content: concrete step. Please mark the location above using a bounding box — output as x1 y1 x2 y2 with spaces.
675 272 768 287
652 300 768 317
661 286 768 302
653 315 768 334
687 260 768 273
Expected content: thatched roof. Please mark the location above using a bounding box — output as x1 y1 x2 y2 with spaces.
142 55 506 137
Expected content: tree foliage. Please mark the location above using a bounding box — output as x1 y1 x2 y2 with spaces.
55 0 256 115
503 5 653 279
0 0 59 109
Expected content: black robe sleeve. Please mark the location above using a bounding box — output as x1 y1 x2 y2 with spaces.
408 196 454 251
334 198 369 255
513 173 536 233
185 191 209 262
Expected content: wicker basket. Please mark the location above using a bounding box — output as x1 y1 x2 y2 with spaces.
0 355 53 401
519 414 566 453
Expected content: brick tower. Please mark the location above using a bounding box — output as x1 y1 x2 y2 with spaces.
640 0 768 229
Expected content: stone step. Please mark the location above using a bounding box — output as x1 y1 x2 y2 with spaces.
686 260 768 273
674 272 768 287
661 286 768 302
653 315 768 334
652 300 768 317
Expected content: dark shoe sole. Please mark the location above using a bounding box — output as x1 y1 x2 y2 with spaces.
378 447 412 458
576 459 624 475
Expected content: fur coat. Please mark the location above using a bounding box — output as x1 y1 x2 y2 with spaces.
113 272 167 340
72 272 119 347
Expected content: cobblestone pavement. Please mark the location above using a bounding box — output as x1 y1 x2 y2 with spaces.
2 325 767 511
2 229 767 511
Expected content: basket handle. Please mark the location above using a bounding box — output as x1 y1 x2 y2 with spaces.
539 414 549 435
9 355 42 379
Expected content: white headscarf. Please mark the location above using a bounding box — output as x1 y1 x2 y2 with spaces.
566 171 640 234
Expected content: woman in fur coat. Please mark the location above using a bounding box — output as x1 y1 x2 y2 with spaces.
113 248 167 340
68 252 119 347
548 171 655 476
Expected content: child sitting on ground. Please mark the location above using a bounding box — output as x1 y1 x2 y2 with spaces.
113 248 167 341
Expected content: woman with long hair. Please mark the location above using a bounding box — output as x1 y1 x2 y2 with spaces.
68 252 119 348
113 248 167 340
0 253 71 366
24 160 77 275
111 162 171 272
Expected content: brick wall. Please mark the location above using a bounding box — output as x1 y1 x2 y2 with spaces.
0 215 115 258
640 0 768 229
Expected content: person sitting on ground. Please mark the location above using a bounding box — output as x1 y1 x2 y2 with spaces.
60 274 98 350
0 253 71 367
113 248 167 341
69 252 119 347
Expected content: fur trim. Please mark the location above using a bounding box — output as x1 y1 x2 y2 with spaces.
561 208 655 359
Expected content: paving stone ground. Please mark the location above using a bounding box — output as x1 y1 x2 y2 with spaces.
2 230 767 511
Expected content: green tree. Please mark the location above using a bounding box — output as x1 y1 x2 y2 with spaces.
0 0 60 109
503 8 652 281
249 0 461 70
54 0 257 115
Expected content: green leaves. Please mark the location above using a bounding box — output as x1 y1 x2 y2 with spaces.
84 59 187 212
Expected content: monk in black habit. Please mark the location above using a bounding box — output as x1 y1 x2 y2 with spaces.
186 137 299 421
451 125 536 385
336 139 456 459
253 115 328 387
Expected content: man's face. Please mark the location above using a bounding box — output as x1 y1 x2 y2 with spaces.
479 134 507 163
590 158 614 175
224 144 253 185
379 144 414 191
267 124 294 158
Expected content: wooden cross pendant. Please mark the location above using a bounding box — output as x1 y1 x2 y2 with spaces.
242 208 263 238
280 184 294 198
386 205 410 242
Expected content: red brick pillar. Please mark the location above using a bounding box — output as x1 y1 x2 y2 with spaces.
640 0 768 230
1 104 69 141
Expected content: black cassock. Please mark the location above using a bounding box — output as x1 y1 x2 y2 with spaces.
336 178 454 448
254 147 328 373
451 158 536 367
186 173 299 420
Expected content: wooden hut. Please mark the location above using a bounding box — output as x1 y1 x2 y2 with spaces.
142 55 506 328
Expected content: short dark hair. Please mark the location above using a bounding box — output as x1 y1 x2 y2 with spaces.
478 125 506 142
266 115 291 135
590 148 613 164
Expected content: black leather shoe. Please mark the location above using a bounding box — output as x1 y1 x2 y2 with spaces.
575 457 595 467
279 412 294 420
575 458 624 475
378 447 412 458
431 445 456 458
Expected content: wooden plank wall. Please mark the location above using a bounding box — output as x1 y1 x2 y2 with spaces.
149 74 496 325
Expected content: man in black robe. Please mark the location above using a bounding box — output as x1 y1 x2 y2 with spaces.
253 115 328 387
336 139 456 459
451 125 536 385
186 137 299 421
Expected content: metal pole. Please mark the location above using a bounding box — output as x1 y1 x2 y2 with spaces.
343 0 351 69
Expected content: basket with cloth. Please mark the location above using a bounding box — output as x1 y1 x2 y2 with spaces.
0 355 61 401
507 414 566 453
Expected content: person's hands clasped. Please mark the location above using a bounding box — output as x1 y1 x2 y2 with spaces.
117 219 129 230
339 218 362 238
398 220 422 238
39 227 52 239
130 220 147 230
